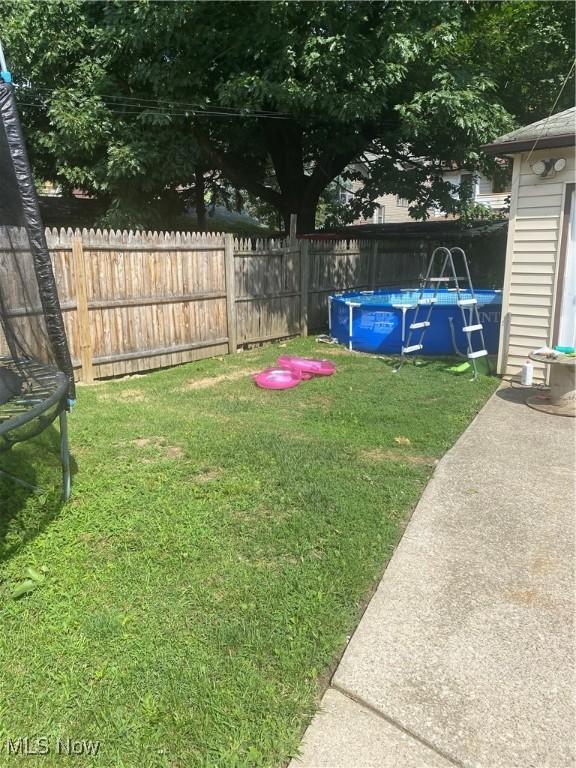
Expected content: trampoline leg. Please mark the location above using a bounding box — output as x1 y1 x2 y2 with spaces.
0 469 44 494
60 410 71 501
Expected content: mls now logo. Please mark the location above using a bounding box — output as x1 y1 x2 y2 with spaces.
5 738 49 756
56 738 100 756
4 736 100 756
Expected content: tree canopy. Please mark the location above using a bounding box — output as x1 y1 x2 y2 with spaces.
2 0 574 231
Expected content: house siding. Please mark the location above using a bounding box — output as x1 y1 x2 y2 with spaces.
350 181 413 224
497 147 576 381
350 167 510 224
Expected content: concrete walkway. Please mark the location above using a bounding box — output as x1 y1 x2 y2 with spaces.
291 386 575 768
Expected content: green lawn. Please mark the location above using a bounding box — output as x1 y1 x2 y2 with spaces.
0 339 498 767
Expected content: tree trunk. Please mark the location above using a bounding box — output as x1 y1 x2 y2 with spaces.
282 200 318 235
195 166 207 232
193 121 374 236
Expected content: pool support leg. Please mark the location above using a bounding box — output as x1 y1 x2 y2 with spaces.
393 306 411 373
347 302 360 351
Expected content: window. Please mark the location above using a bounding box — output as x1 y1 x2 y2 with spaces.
396 196 409 208
491 176 510 194
459 172 477 200
373 204 385 224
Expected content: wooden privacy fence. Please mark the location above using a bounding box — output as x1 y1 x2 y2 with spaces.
9 227 474 382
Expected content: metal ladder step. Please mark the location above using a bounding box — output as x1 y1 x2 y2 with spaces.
467 349 488 359
427 277 466 282
458 298 477 306
409 321 430 330
462 323 483 333
418 298 436 305
403 344 423 354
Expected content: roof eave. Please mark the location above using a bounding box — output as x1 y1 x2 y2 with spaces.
481 133 576 156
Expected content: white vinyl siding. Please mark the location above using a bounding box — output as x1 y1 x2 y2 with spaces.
478 175 492 196
498 147 575 380
476 176 509 209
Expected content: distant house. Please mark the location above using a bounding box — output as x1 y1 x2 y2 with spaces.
482 107 576 381
343 154 510 224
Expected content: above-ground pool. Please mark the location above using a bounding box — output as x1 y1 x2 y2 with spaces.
329 289 502 356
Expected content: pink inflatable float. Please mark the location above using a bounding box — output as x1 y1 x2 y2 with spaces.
277 355 336 377
253 367 302 390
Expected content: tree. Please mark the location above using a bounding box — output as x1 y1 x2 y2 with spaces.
2 1 574 232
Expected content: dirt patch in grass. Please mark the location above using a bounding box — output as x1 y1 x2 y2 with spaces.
312 346 351 358
360 448 437 467
180 368 257 391
130 437 184 459
192 468 223 483
77 532 113 552
98 388 146 403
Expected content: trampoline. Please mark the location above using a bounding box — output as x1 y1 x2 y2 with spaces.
0 60 75 499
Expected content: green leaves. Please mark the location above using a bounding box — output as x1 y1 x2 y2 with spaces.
10 566 46 600
10 580 38 599
2 0 574 231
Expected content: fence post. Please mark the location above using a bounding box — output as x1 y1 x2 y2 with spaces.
224 233 237 354
71 233 93 383
370 240 378 289
299 238 309 336
289 213 298 243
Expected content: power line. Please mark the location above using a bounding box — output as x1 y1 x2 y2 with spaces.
24 85 293 118
526 58 575 165
17 86 401 126
15 96 401 127
14 100 292 120
32 85 290 116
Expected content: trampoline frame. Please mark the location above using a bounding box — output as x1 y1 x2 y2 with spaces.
0 54 75 501
0 358 71 499
0 412 70 500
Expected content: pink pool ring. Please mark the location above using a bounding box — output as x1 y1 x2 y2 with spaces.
277 355 336 377
253 367 303 390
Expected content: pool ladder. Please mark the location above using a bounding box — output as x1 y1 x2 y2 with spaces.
395 246 489 381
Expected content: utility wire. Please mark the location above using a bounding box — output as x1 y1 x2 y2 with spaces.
18 86 400 126
525 58 575 165
24 85 294 118
16 97 401 127
14 100 292 120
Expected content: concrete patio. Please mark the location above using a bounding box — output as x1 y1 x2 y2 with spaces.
291 385 575 768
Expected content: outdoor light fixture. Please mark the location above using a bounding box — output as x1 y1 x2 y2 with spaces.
530 157 566 178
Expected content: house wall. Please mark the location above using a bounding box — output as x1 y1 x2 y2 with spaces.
477 174 509 211
350 181 413 224
443 170 509 211
370 192 413 224
352 170 510 225
497 146 576 380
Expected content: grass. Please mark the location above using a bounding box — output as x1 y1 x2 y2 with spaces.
0 338 498 767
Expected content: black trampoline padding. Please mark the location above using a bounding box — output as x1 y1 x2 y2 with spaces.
0 80 75 399
0 78 75 455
